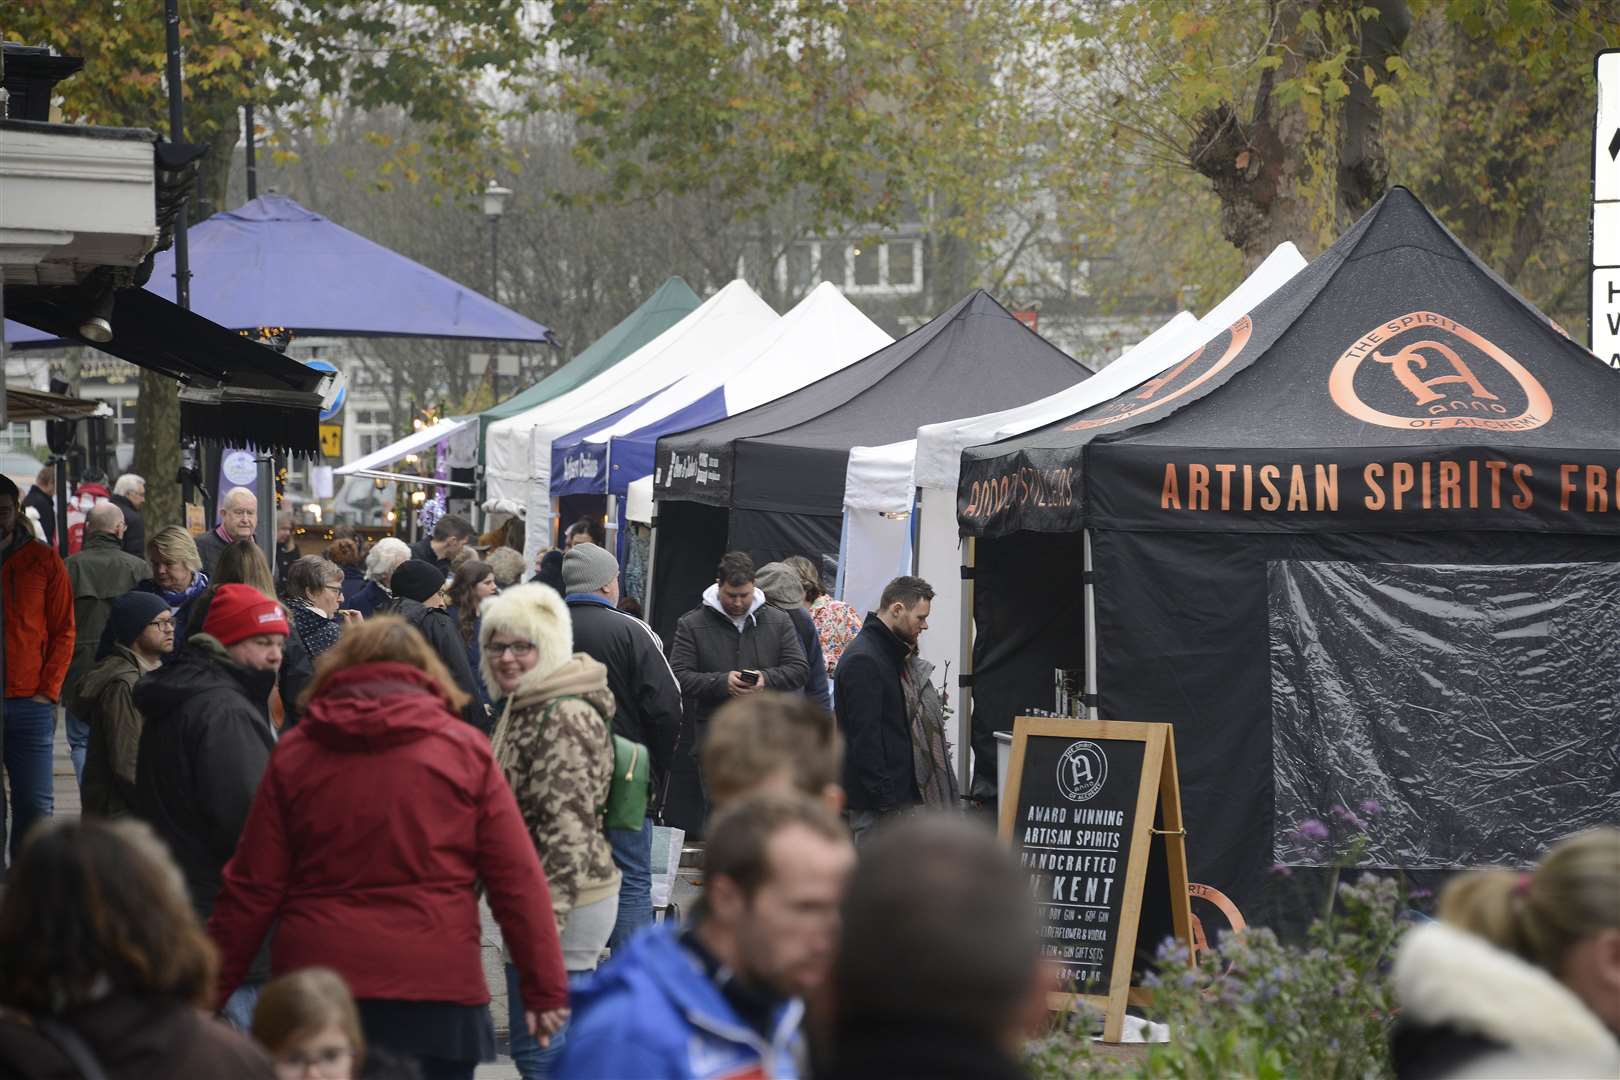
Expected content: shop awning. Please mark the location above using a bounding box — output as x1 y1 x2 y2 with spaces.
5 283 324 453
4 386 112 422
334 417 473 477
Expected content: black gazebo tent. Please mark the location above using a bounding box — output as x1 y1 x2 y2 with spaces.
651 289 1089 643
959 187 1620 919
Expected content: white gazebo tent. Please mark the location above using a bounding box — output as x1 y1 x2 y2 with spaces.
837 241 1308 782
556 282 891 552
483 280 779 562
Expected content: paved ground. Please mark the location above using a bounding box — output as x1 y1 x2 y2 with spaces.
46 719 703 1079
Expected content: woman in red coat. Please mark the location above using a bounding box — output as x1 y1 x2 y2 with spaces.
207 616 569 1080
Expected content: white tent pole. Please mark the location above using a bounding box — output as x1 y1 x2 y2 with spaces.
958 534 975 798
1084 527 1099 721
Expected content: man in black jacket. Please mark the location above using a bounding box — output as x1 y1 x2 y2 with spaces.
561 541 683 947
668 551 808 835
22 466 56 547
387 558 489 732
133 583 284 1028
109 473 147 558
195 487 260 575
410 513 474 574
833 575 933 839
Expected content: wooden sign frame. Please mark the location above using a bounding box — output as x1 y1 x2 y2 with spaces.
998 717 1193 1043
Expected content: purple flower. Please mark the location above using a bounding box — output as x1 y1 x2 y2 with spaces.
1295 818 1330 842
1330 805 1366 831
1269 862 1294 878
1358 799 1382 817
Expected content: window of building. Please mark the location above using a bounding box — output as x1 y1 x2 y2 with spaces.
820 243 847 287
887 240 918 289
851 245 881 287
842 238 923 295
116 398 138 445
783 243 815 294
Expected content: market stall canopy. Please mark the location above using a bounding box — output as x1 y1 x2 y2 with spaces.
4 385 112 422
959 187 1615 538
5 283 325 453
334 417 473 478
8 194 555 344
656 289 1090 518
481 277 700 425
553 282 892 498
483 279 776 507
889 241 1305 506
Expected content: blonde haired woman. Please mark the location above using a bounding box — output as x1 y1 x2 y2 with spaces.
1391 827 1620 1078
480 583 619 1077
139 525 210 644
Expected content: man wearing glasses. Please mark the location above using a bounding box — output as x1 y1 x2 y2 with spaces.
197 487 260 576
72 592 175 818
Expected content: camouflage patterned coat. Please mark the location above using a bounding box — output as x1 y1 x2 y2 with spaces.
491 652 621 930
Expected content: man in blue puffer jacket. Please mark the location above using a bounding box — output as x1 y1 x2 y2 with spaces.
554 794 854 1080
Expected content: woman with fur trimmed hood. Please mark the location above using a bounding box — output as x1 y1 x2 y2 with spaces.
1391 827 1620 1079
480 583 620 1077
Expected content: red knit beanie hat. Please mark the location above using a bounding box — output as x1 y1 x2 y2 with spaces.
203 584 290 646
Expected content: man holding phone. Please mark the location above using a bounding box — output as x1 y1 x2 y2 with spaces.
669 552 809 833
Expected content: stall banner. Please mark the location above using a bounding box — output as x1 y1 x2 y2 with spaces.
957 318 1255 538
959 187 1620 540
999 717 1191 1043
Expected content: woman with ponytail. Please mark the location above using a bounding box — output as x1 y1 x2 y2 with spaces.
1391 827 1620 1078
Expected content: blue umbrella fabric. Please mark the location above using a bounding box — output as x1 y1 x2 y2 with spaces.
6 194 554 345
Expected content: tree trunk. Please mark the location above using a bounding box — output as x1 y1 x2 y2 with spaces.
1190 0 1412 268
1337 0 1412 226
134 370 182 529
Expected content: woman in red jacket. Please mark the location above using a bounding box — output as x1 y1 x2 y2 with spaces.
206 616 569 1080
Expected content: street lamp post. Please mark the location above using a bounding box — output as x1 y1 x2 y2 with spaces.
482 182 512 400
483 182 511 299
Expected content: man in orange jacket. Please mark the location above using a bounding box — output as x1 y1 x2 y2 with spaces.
0 476 74 862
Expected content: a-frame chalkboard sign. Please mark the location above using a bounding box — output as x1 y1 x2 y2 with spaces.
998 717 1193 1042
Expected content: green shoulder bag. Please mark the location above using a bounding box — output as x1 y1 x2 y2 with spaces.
602 734 651 832
536 695 650 832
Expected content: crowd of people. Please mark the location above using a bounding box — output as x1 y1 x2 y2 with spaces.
0 477 1616 1079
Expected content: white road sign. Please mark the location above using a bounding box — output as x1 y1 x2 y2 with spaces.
1593 50 1620 366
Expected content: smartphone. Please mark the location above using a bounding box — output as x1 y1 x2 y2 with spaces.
739 669 762 687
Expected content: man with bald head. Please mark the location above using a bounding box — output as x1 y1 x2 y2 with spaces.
63 500 150 785
196 486 259 575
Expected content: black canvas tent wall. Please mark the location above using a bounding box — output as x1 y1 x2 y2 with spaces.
958 187 1620 922
650 289 1089 645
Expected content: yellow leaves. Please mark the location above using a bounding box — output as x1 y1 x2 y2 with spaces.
1169 11 1212 42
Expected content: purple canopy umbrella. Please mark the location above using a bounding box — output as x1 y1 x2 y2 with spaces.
6 193 554 346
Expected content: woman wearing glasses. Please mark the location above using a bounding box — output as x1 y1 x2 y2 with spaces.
73 592 177 819
480 584 620 1078
284 556 361 659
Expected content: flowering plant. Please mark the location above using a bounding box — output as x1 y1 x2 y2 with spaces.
1030 804 1409 1079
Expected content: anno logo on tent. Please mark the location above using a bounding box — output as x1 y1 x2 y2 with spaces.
1057 741 1108 803
1064 316 1253 432
1328 311 1552 432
